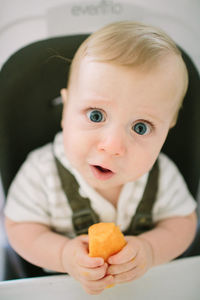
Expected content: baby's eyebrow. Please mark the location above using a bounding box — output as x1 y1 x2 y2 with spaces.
81 95 113 105
142 112 164 124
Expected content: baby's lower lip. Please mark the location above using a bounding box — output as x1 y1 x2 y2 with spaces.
90 165 115 181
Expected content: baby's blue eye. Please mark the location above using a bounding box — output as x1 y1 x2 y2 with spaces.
88 110 104 123
133 122 148 135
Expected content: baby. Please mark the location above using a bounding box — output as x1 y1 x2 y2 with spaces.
5 21 197 295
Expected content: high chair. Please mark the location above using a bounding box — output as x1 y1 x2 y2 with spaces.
0 34 199 279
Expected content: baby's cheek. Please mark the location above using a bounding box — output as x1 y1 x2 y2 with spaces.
63 132 78 157
127 151 158 180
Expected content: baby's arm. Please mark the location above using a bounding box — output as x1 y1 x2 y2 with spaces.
5 218 114 294
107 212 197 284
139 211 197 266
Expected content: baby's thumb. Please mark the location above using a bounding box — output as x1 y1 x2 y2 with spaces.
77 235 104 268
79 234 89 244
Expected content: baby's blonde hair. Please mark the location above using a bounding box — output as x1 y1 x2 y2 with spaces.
67 21 188 122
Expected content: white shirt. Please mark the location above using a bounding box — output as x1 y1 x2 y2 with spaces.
5 132 196 237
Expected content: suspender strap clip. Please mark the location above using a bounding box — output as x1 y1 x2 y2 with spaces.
134 213 152 225
72 208 99 235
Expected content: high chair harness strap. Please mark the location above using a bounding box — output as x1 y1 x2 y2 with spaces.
124 160 159 236
54 157 100 235
54 157 159 236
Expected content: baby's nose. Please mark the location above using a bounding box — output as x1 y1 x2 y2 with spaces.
97 128 126 157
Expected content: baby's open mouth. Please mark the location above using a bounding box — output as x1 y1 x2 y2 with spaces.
94 165 112 173
90 165 115 180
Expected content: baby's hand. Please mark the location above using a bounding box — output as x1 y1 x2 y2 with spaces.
62 235 114 294
107 236 153 284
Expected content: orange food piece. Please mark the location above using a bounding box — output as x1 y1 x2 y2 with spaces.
88 222 126 261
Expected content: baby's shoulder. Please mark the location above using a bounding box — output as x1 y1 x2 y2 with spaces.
25 132 64 178
158 152 180 174
158 152 185 189
27 142 54 166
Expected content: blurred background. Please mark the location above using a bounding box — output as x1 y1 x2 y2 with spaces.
0 0 200 281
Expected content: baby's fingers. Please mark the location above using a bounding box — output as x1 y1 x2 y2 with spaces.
80 263 108 281
75 236 104 268
82 275 114 295
107 258 136 275
108 242 137 265
112 266 142 284
77 252 104 268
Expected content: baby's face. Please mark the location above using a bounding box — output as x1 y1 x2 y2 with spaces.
62 56 184 194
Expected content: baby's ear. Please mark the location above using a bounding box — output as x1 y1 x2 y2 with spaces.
60 88 68 104
170 111 178 129
60 88 68 129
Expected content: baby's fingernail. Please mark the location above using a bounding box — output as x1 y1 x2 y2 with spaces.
97 258 104 265
108 258 112 264
131 257 135 262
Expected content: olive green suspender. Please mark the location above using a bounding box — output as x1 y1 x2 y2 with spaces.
54 156 159 236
